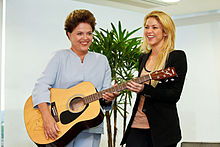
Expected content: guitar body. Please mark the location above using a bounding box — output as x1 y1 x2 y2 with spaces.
24 81 104 146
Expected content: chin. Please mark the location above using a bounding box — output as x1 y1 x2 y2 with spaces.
81 49 89 52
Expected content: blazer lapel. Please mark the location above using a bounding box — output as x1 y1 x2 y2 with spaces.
138 52 151 77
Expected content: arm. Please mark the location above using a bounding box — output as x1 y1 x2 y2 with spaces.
32 51 61 139
99 56 116 110
32 52 60 108
141 50 187 103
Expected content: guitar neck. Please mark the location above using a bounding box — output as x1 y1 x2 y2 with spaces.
83 74 150 104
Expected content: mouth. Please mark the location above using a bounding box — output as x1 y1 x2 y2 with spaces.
147 35 155 39
80 41 90 46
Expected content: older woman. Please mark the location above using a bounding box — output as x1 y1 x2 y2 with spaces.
121 10 187 147
32 9 116 147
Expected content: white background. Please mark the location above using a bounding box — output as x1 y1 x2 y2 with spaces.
2 0 220 146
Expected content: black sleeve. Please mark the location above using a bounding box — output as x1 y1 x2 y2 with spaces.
99 98 112 108
140 50 187 104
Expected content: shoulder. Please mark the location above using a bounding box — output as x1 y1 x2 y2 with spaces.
169 50 186 57
51 49 70 58
46 49 72 64
54 49 71 56
169 50 187 61
168 49 187 73
53 49 79 61
88 51 108 61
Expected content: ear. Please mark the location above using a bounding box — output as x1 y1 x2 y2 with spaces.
67 32 71 40
164 33 167 37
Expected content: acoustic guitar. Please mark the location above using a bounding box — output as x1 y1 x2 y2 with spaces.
24 67 177 146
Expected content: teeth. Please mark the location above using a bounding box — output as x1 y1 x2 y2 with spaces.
81 42 88 45
148 35 154 38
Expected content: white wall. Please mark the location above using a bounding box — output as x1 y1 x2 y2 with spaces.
4 0 144 147
176 21 220 142
4 0 220 147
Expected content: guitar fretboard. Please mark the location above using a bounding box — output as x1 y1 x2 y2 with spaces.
83 74 150 104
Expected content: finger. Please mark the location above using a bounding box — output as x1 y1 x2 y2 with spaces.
126 82 133 87
55 124 60 132
127 86 134 92
127 82 135 89
130 80 140 87
113 92 119 96
49 130 58 140
49 133 55 140
103 94 113 101
102 94 110 101
103 92 114 98
44 130 49 140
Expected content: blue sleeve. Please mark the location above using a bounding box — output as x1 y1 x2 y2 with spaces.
101 56 112 91
100 56 113 111
32 52 60 108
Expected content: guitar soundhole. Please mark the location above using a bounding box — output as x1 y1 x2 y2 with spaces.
69 97 85 112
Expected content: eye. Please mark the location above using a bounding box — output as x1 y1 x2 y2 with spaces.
153 26 158 29
144 26 149 29
77 32 83 35
87 32 93 36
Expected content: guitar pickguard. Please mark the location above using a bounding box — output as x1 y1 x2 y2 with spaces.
60 104 89 124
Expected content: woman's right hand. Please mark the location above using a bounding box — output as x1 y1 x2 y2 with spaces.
126 80 144 93
38 103 60 140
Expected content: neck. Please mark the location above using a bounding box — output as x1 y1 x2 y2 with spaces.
71 47 88 63
150 40 164 56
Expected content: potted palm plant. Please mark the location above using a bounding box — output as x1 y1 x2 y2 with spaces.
89 21 141 147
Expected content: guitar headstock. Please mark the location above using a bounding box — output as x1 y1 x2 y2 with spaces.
150 67 177 81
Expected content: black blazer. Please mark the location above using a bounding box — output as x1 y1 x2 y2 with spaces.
121 50 187 147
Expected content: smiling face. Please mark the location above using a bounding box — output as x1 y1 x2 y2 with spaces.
68 23 93 55
144 17 167 49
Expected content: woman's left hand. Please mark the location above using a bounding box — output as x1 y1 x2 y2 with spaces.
102 92 119 102
102 84 119 102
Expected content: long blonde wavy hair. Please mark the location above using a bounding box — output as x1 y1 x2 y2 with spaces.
141 11 176 87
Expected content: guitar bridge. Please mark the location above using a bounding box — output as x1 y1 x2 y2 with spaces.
51 102 59 122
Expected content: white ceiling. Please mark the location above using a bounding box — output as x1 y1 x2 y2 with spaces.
74 0 220 16
73 0 220 26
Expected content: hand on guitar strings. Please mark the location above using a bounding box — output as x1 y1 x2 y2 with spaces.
126 80 144 93
102 84 119 103
102 92 119 103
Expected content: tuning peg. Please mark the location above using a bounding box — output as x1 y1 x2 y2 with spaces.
165 79 169 82
171 78 175 81
158 81 162 83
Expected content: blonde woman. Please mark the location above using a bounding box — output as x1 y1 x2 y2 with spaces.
121 11 187 147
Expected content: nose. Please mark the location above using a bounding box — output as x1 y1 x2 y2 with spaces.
82 34 88 39
146 28 153 33
145 29 152 35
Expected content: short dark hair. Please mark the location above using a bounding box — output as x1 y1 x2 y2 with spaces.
64 9 96 37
